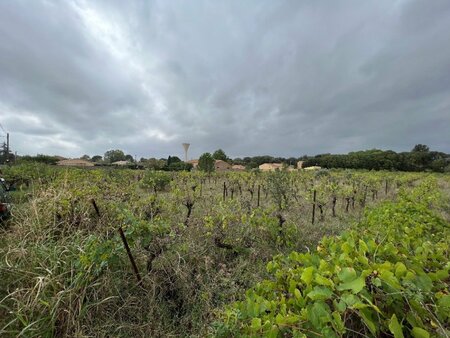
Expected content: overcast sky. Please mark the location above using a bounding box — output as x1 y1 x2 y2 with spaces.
1 0 449 159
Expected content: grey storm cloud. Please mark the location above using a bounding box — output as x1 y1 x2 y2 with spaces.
0 0 449 159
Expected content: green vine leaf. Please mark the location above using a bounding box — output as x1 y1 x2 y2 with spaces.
411 327 430 338
336 276 365 294
389 314 404 338
307 287 333 301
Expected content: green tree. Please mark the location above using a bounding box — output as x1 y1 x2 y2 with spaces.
212 149 228 161
80 154 90 161
430 158 447 172
167 156 182 166
412 144 429 152
104 149 126 163
91 155 102 162
125 154 134 163
198 152 215 173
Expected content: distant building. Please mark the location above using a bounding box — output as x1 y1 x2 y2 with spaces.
303 166 321 171
57 159 94 167
297 161 304 169
112 160 130 166
187 159 199 169
215 160 232 171
232 164 246 171
259 163 283 171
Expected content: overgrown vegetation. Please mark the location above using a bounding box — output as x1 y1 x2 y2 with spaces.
0 164 448 337
215 178 450 337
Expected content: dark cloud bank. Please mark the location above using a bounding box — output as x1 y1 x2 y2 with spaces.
1 0 449 159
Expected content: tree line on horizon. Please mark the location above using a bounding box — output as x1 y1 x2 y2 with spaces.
9 144 450 173
300 144 449 172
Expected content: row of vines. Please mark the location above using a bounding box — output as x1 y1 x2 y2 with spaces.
215 178 450 337
0 163 447 337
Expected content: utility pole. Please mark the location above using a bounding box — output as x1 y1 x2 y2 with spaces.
6 133 9 162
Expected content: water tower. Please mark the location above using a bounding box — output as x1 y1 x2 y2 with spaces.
182 143 190 162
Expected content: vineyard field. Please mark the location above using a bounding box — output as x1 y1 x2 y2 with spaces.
0 164 449 337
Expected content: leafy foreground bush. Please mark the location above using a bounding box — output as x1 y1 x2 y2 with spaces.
215 179 450 337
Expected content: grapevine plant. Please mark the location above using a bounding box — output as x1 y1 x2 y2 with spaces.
215 178 450 337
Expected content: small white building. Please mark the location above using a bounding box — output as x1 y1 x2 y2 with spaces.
259 163 283 171
232 164 246 171
303 166 321 171
112 160 130 166
187 159 199 169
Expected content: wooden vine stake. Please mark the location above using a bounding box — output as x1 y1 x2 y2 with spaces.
257 185 261 207
90 198 100 217
118 226 142 286
312 189 316 224
362 186 368 208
